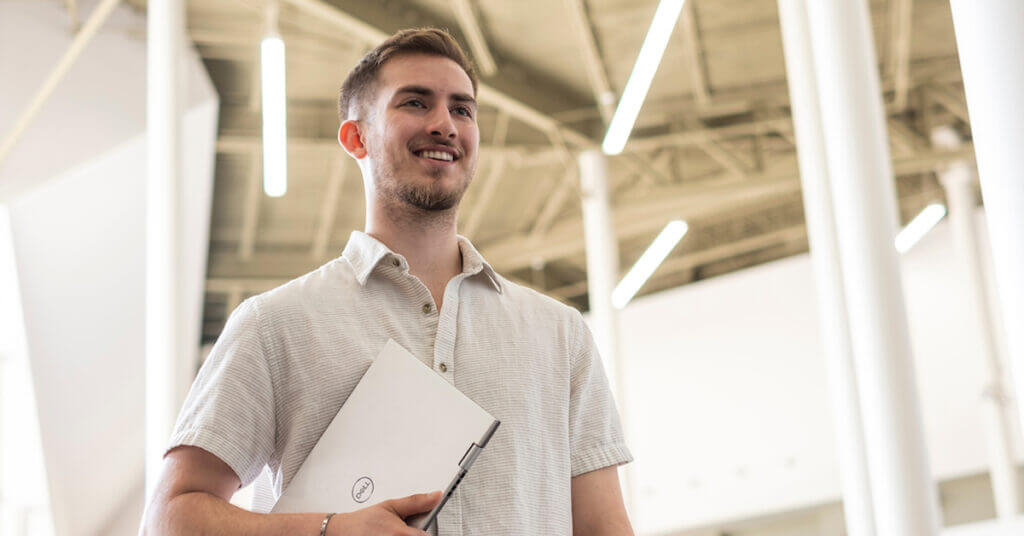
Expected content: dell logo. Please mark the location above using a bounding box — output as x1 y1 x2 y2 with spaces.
352 476 374 503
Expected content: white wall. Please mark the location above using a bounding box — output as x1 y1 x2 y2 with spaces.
613 211 1015 534
0 0 212 201
0 2 218 534
0 207 54 535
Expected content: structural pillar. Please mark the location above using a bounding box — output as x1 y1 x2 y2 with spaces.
933 127 1020 519
948 1 1024 443
776 1 875 534
579 150 622 395
145 0 186 499
802 1 941 534
578 149 633 515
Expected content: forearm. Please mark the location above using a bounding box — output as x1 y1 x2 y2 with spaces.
573 515 633 536
144 490 326 536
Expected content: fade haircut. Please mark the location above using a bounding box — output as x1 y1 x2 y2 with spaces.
337 27 478 123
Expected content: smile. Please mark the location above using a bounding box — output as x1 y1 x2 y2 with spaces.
414 149 456 162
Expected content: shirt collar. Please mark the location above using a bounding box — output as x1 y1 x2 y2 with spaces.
342 231 503 294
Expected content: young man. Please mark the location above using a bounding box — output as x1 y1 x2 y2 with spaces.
142 28 633 536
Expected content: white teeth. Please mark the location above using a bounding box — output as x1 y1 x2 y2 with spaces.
417 150 454 161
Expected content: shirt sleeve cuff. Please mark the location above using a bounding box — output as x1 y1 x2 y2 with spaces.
166 426 265 487
570 443 634 478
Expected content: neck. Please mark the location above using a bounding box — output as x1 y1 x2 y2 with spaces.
364 197 463 286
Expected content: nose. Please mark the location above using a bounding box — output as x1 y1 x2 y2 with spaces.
426 106 457 140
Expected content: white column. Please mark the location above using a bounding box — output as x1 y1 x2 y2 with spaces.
933 127 1020 519
948 1 1024 442
776 1 876 534
578 149 633 514
145 0 185 499
802 1 941 534
579 150 622 395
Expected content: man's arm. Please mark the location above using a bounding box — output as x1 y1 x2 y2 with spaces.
570 466 634 536
141 445 438 536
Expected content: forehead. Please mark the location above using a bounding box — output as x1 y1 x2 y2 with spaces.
376 53 474 99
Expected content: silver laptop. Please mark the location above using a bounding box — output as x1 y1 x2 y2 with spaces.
271 339 499 530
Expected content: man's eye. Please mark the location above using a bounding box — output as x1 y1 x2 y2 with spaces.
404 99 426 108
453 106 472 117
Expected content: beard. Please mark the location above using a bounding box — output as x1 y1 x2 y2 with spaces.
393 172 466 211
372 147 474 212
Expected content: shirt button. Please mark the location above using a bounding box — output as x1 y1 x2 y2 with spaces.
422 303 432 314
438 363 448 373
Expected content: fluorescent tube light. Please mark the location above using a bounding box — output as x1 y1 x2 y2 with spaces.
261 5 287 198
895 203 946 253
601 0 687 155
612 220 689 308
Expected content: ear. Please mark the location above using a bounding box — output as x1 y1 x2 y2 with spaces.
338 120 367 159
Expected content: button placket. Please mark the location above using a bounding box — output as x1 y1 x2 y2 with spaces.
430 275 464 383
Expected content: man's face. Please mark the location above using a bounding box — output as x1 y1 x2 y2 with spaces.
361 53 479 212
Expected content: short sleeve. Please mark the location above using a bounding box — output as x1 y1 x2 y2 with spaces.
167 298 276 487
568 312 634 478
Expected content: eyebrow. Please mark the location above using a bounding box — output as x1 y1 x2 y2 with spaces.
394 85 477 108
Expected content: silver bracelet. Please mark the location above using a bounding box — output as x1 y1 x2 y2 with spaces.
319 512 336 536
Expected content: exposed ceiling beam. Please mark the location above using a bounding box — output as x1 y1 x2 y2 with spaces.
529 164 578 240
65 0 81 32
548 225 808 299
462 110 510 238
0 0 122 169
311 156 347 258
696 139 750 180
206 142 974 283
564 0 616 123
678 0 710 106
188 26 352 63
215 135 566 167
624 117 792 153
527 128 578 239
451 0 497 76
280 0 597 147
215 111 793 161
888 118 928 156
206 142 975 275
485 163 801 272
238 152 262 261
481 144 974 270
620 153 672 189
552 55 962 133
887 0 913 110
758 108 797 146
926 84 970 123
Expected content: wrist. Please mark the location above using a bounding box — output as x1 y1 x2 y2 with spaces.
319 512 336 536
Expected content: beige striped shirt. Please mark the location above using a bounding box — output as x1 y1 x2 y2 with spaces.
169 231 632 535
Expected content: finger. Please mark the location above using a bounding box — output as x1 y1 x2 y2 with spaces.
392 525 430 536
385 491 442 518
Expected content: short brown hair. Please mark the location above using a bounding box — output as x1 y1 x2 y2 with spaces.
337 28 478 123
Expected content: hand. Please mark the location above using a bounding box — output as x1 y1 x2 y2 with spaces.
327 491 442 536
